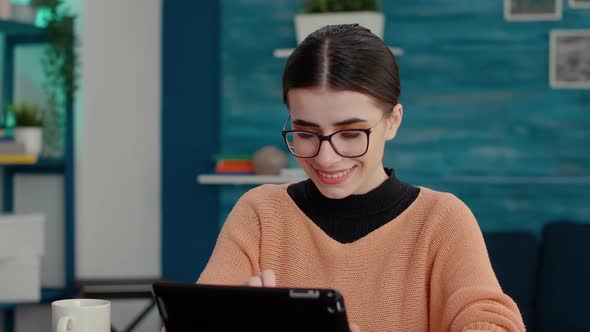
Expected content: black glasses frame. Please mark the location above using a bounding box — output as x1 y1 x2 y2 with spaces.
281 115 376 158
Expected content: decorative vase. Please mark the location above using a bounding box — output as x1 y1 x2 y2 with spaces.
294 11 385 44
252 146 288 175
14 127 43 156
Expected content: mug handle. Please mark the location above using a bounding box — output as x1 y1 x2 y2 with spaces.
57 316 72 332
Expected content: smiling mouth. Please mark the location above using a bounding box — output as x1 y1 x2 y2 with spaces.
315 166 356 180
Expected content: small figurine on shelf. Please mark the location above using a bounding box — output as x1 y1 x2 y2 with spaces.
1 104 16 139
0 106 27 155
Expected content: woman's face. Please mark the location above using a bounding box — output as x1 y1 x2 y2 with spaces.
287 87 403 199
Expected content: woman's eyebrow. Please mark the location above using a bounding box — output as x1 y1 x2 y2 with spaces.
292 118 368 127
292 119 320 127
334 118 368 126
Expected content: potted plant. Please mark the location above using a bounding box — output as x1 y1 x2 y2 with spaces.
295 0 384 44
31 0 78 158
32 0 78 105
9 101 43 156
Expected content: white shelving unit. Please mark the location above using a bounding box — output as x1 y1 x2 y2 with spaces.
273 46 404 58
197 174 308 185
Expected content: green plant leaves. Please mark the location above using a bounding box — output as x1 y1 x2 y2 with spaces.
8 101 43 127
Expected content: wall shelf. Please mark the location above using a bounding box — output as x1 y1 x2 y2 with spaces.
1 158 65 173
0 20 45 37
0 18 75 332
197 174 307 185
273 46 404 58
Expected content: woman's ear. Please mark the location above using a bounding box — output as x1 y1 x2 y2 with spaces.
384 104 403 141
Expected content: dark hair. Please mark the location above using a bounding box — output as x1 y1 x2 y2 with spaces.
282 24 400 113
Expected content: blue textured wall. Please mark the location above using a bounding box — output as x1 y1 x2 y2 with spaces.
219 0 590 233
162 1 220 282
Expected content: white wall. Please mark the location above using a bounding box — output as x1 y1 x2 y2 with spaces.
77 0 161 280
1 0 163 331
74 0 162 329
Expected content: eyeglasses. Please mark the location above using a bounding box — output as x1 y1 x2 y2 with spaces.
281 115 384 158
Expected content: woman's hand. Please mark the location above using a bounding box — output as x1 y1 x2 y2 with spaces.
241 269 277 287
349 324 361 332
241 270 361 332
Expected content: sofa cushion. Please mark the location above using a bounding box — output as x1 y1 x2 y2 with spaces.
535 221 590 332
484 232 538 331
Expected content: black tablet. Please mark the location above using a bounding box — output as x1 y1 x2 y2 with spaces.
152 282 350 332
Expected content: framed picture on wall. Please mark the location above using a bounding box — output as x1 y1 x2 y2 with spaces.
504 0 563 21
569 0 590 8
550 30 590 89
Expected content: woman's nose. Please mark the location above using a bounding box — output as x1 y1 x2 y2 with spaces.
313 140 342 166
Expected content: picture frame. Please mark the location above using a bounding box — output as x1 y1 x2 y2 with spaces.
569 0 590 9
504 0 563 21
550 30 590 89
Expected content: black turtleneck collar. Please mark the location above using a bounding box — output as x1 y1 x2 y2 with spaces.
287 168 420 243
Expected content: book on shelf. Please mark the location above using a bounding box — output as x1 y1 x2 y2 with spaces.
0 141 26 154
215 160 254 173
211 153 255 173
0 154 37 164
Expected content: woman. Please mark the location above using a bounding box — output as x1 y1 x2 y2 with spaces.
198 24 525 332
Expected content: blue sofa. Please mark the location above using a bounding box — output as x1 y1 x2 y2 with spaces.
484 221 590 332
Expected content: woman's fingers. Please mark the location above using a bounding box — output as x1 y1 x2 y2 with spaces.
240 272 362 331
242 270 276 287
260 270 276 287
242 276 263 287
350 323 361 332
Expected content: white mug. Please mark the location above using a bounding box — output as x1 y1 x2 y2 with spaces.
52 299 110 332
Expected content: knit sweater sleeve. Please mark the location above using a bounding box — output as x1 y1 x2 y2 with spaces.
428 194 526 332
196 190 261 285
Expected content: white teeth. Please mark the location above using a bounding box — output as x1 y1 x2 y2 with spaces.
318 168 351 179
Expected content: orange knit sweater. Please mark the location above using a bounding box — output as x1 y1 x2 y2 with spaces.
198 184 525 332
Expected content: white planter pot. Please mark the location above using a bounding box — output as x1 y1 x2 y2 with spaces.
14 127 43 156
294 11 385 44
